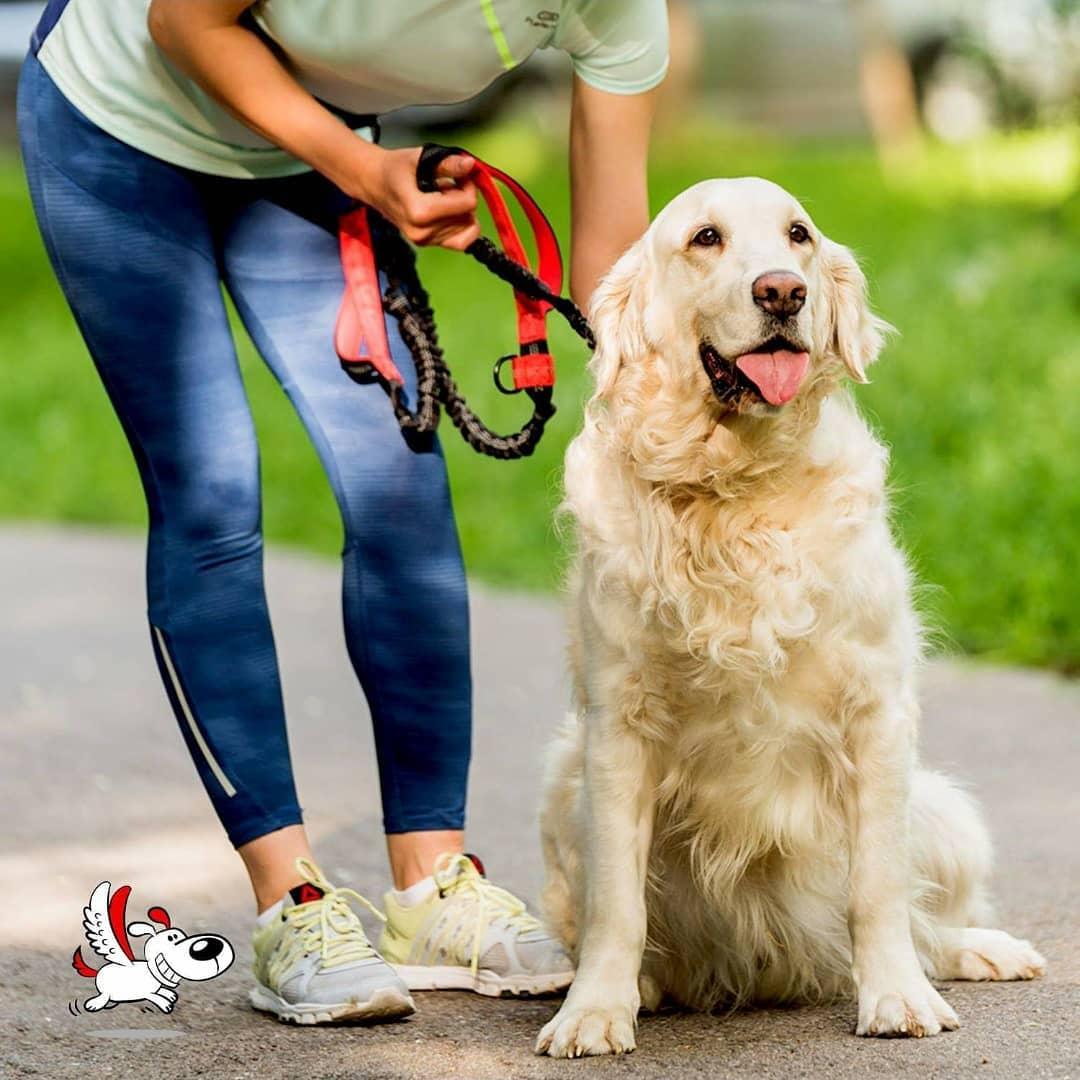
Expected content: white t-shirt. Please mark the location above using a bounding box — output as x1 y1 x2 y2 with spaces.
36 0 669 178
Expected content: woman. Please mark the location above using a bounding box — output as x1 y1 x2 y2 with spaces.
20 0 667 1024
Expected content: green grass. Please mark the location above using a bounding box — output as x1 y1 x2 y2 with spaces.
1 125 1077 670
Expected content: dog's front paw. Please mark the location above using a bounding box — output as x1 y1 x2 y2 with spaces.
856 976 959 1038
535 1002 636 1058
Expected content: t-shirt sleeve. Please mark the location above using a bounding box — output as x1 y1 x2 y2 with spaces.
551 0 669 95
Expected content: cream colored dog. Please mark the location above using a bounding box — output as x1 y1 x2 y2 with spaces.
536 178 1044 1059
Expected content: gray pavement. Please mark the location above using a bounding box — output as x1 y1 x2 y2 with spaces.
1 525 1077 1079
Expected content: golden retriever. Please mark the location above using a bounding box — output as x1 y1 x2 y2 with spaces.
536 178 1044 1058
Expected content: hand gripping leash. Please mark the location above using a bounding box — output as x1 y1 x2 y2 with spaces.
334 144 595 459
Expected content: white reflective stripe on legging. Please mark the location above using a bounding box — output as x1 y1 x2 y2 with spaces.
152 625 237 798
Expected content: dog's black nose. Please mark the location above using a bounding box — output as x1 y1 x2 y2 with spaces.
752 271 806 318
189 937 224 961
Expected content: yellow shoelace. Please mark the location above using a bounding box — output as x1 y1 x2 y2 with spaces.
427 853 544 977
269 858 386 980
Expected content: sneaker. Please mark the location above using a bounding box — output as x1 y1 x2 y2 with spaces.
249 857 415 1025
379 852 575 997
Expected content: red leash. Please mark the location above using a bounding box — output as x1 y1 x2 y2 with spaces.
334 144 594 458
336 206 405 386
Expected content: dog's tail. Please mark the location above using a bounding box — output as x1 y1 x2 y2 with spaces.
72 947 97 978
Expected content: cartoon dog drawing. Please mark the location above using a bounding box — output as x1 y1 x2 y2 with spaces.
72 881 234 1013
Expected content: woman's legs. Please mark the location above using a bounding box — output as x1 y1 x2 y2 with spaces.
215 172 473 887
18 54 308 873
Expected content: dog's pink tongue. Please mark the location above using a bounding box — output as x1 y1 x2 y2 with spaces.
734 350 810 406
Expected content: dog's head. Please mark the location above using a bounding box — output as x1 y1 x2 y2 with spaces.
129 907 234 984
587 178 890 480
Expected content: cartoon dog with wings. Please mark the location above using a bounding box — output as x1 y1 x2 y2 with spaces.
72 881 234 1013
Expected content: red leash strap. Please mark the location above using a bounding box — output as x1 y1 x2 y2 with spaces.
335 207 404 385
468 160 560 391
334 146 566 393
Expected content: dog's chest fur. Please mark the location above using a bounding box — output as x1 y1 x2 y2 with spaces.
570 398 918 889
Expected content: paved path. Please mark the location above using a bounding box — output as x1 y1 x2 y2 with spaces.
1 526 1077 1079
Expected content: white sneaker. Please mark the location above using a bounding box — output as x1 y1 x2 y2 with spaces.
379 853 575 997
249 858 415 1024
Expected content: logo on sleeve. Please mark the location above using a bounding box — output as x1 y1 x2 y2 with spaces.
526 11 559 29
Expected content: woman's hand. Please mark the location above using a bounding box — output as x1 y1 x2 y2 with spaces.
357 148 480 251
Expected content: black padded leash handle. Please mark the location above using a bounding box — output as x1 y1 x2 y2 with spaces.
415 143 471 193
416 143 595 350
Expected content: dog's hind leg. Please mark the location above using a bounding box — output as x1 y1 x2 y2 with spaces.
934 927 1045 981
909 769 993 930
638 971 664 1013
908 770 1045 982
83 993 110 1012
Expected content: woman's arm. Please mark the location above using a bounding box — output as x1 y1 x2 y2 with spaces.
147 0 479 249
568 76 658 310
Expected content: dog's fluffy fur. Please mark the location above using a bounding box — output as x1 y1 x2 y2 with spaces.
536 179 1044 1058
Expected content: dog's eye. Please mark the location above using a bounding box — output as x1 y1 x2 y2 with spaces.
690 226 722 248
789 222 811 245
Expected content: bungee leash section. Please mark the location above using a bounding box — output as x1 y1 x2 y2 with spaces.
334 143 595 459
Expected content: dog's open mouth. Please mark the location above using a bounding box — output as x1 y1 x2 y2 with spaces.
154 953 180 984
700 336 810 408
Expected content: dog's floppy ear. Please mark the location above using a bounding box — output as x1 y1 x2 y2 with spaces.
147 905 171 929
821 239 891 383
127 921 157 938
587 238 652 402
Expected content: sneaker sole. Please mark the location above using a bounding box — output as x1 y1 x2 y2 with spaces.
392 964 575 997
249 983 416 1025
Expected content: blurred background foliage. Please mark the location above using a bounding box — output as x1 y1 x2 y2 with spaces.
0 0 1076 670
